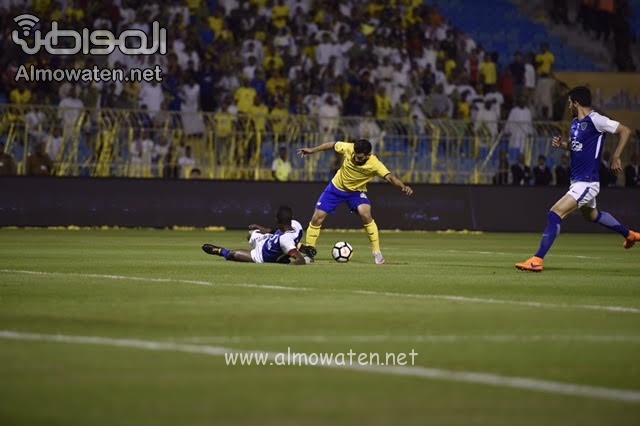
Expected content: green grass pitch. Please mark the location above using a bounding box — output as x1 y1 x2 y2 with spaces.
1 228 639 425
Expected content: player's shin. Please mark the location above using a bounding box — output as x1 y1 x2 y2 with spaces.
594 211 630 237
535 211 562 258
305 223 322 247
364 220 381 253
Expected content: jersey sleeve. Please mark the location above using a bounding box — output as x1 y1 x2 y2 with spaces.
278 233 298 256
371 156 391 178
334 141 349 154
591 112 620 134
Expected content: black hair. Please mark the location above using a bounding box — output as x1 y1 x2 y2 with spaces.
354 139 372 154
568 86 592 107
276 205 293 225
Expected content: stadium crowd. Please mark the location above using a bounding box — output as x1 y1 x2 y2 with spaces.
0 0 637 184
0 0 569 123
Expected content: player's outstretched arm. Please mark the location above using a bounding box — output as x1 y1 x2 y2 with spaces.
551 136 570 151
610 123 632 174
384 173 413 195
248 224 272 234
297 142 336 158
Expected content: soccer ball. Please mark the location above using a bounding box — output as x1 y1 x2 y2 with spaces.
332 241 353 262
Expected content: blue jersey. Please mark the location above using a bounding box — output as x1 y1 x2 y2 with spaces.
569 111 619 183
260 226 303 263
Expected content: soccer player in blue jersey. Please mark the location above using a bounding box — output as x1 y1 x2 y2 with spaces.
297 139 414 264
516 86 640 272
202 206 307 265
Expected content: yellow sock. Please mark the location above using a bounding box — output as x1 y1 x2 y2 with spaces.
363 220 381 253
305 223 322 247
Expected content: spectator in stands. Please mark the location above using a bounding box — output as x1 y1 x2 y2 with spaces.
58 87 84 134
600 150 618 187
189 168 203 179
533 154 553 186
511 153 532 186
10 81 32 105
272 146 292 181
484 85 505 119
25 106 48 144
138 80 164 118
163 144 180 179
198 61 217 112
180 73 206 137
242 55 260 81
318 95 341 142
504 98 534 154
178 145 197 178
269 97 289 144
248 95 269 138
555 154 571 186
535 43 555 77
473 99 499 140
492 150 510 185
552 81 570 121
624 153 640 187
374 85 392 121
524 52 537 102
2 59 20 94
464 48 481 88
508 52 526 104
234 77 258 115
0 142 17 176
534 43 555 119
426 84 453 118
26 142 54 176
46 127 64 162
479 52 498 95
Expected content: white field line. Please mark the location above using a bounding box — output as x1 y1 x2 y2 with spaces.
443 249 603 259
179 334 640 344
1 330 639 404
1 268 639 314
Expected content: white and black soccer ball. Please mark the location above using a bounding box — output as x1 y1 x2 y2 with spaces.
331 241 353 262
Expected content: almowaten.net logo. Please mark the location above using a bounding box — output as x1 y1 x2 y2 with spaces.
11 14 165 84
12 13 167 55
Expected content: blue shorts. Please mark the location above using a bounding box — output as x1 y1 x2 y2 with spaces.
315 182 371 214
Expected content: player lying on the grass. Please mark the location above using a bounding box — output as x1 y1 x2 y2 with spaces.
247 219 317 261
516 86 640 273
297 138 413 265
202 205 308 265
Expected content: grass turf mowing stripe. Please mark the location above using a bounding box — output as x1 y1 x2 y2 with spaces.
1 330 639 404
2 268 639 314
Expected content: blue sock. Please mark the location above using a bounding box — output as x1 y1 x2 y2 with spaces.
535 211 562 259
595 211 629 237
221 248 233 260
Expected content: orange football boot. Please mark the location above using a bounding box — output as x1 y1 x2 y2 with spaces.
515 256 544 272
623 230 640 249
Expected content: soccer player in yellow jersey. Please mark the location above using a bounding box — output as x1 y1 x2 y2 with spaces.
297 139 413 264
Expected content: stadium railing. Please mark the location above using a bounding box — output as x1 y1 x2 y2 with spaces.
0 104 607 183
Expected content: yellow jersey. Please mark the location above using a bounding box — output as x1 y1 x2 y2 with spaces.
331 142 390 192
